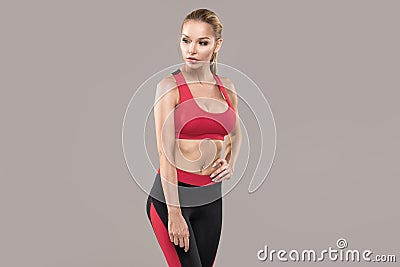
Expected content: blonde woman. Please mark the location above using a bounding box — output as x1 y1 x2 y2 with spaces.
146 8 242 267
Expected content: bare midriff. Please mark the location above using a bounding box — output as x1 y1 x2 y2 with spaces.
174 138 224 175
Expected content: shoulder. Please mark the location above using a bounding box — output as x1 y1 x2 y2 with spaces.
217 76 236 92
155 75 179 105
217 75 237 105
157 75 178 94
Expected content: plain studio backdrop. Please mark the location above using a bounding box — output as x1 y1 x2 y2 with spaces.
1 1 399 266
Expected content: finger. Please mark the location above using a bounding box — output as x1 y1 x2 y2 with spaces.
221 166 233 181
173 234 179 245
178 236 185 247
169 232 174 243
213 168 230 182
184 235 190 252
212 158 225 168
210 163 229 179
168 223 173 242
219 171 232 181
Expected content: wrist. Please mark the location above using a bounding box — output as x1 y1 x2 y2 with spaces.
167 205 182 216
227 162 234 172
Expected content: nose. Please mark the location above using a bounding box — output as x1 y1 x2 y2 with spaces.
188 42 197 54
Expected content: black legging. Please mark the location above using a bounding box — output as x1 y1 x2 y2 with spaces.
146 169 222 267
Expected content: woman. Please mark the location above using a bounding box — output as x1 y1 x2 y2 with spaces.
146 8 242 267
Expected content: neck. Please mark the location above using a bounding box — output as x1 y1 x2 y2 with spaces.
181 63 215 84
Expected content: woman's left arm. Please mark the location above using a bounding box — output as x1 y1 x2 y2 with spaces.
223 79 241 173
211 78 242 182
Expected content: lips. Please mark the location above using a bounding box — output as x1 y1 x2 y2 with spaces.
187 57 199 62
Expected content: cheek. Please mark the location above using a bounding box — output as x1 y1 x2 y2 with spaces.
179 43 186 53
199 46 214 57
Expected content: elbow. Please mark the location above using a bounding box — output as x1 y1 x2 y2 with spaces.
158 148 175 163
157 140 175 158
157 149 169 159
230 126 242 139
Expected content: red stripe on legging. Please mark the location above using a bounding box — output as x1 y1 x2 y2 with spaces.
149 201 182 267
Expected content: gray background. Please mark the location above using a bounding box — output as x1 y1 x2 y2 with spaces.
1 0 399 266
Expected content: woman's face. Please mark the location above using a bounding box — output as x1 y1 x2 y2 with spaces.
180 20 222 70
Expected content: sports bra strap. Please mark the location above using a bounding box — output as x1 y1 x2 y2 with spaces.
172 69 193 103
172 69 234 109
213 74 234 109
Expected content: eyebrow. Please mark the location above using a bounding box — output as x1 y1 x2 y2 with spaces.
181 34 211 40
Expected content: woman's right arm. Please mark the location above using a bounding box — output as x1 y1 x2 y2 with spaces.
154 77 190 252
154 77 180 213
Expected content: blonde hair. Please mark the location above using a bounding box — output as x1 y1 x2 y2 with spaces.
181 8 223 74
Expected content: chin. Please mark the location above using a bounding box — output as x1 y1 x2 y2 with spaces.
184 60 209 70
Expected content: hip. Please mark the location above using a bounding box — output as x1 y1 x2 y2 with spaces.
150 170 222 208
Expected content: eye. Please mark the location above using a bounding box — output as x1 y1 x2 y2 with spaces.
181 38 190 44
199 41 208 46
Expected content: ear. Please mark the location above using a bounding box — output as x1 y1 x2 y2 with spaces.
213 38 223 53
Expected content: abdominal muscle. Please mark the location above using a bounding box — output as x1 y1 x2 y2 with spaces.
174 138 224 175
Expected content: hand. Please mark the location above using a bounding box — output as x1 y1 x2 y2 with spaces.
210 158 233 183
168 212 190 252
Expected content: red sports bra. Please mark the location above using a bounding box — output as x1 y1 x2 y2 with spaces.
172 69 236 141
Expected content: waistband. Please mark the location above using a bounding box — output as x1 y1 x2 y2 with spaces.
151 170 222 207
157 167 216 186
